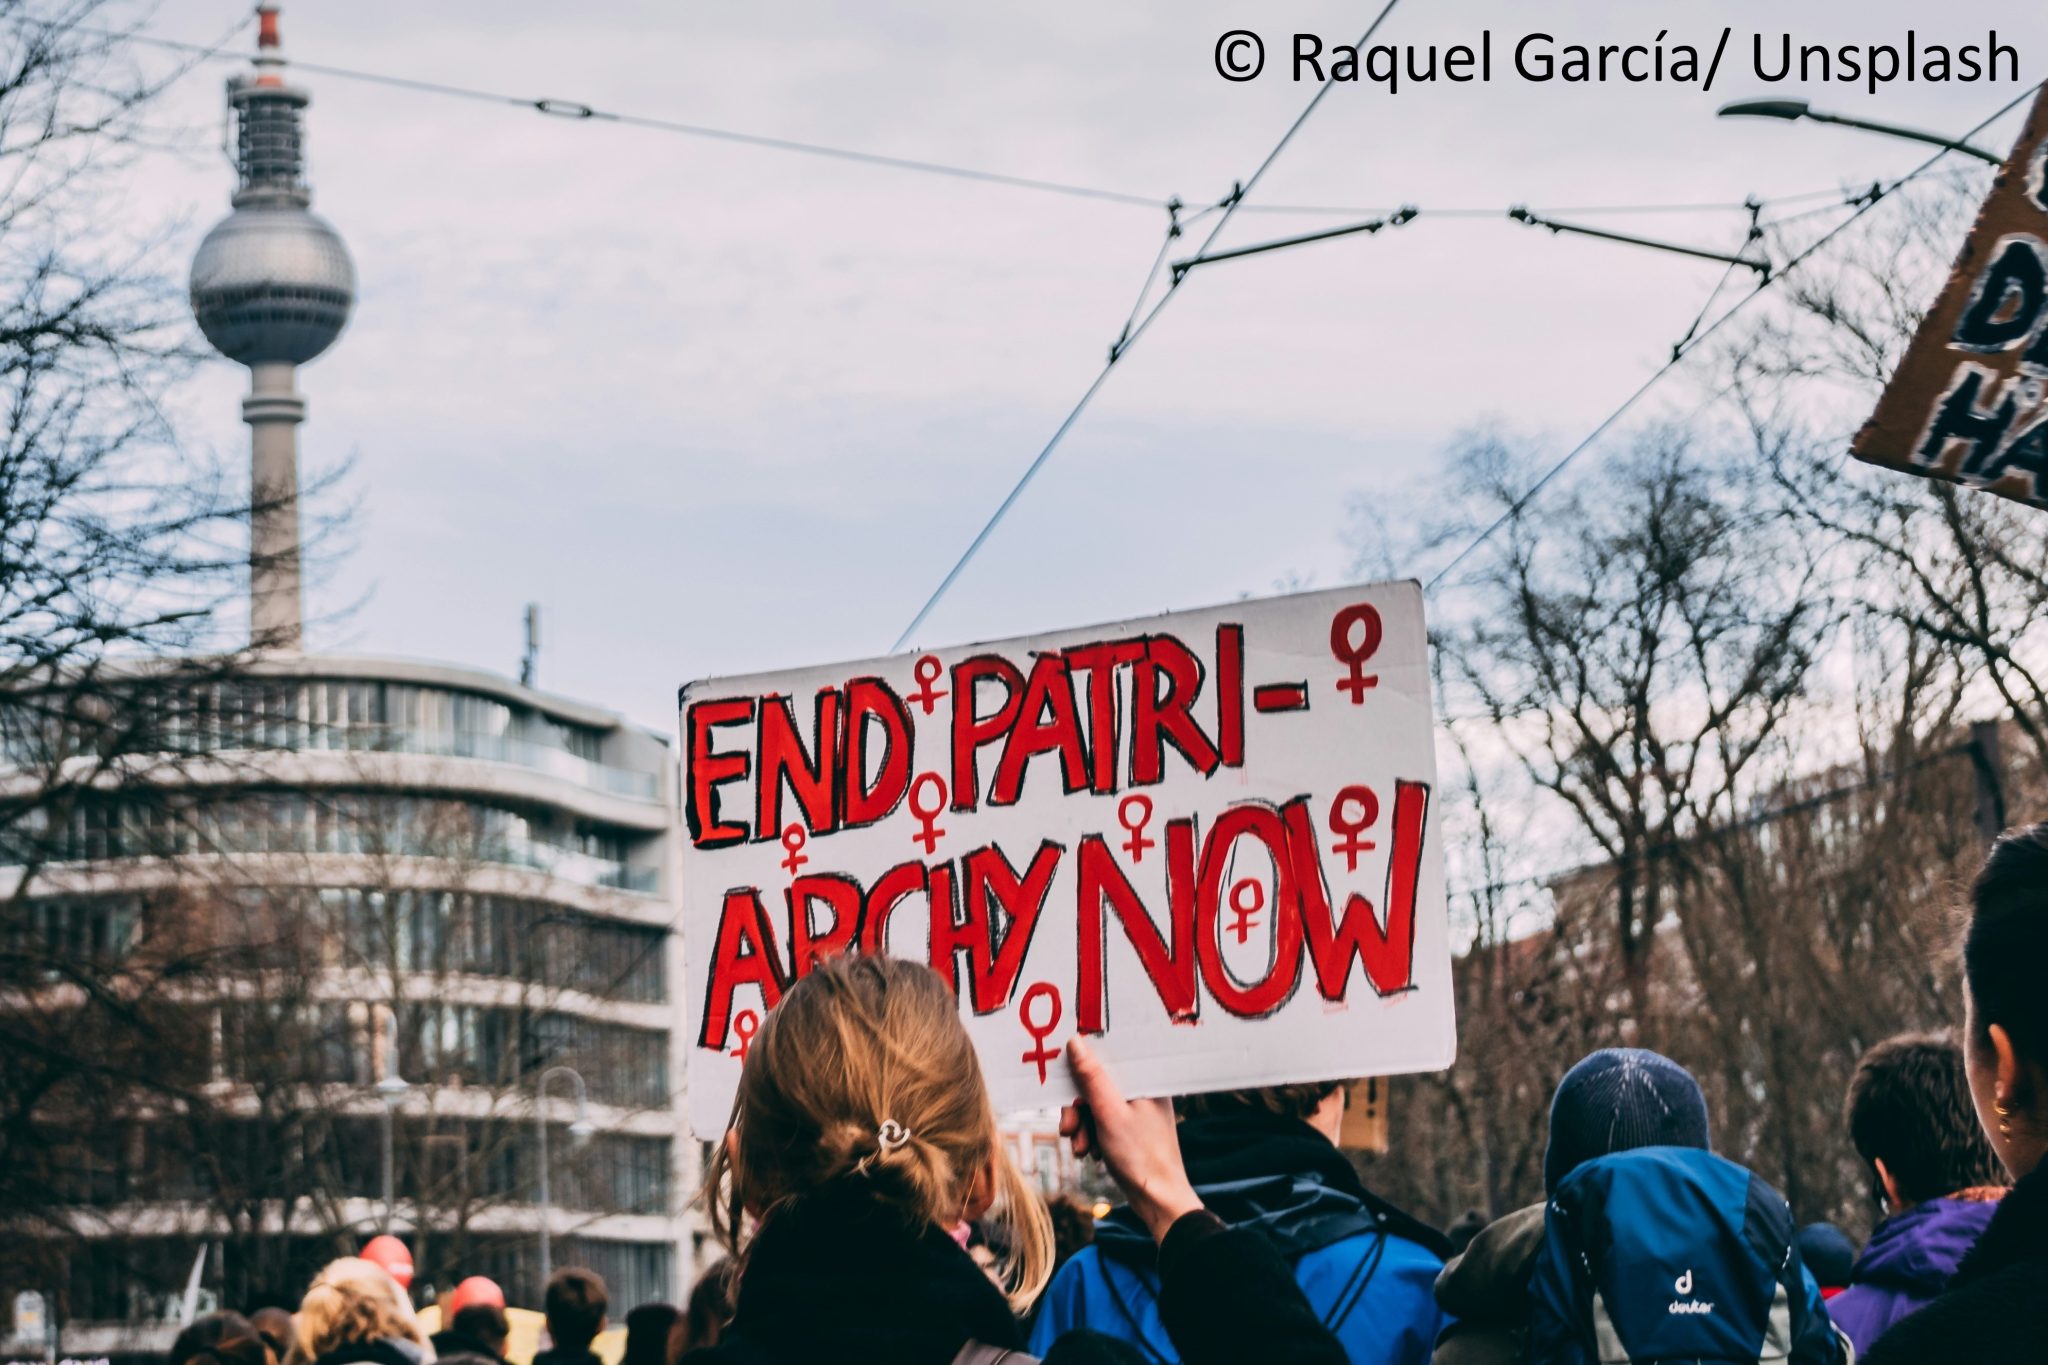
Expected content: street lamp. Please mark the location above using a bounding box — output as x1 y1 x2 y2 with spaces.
1716 98 2003 165
535 1065 594 1287
376 1010 409 1234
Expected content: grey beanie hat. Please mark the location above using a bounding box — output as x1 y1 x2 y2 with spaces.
1543 1047 1711 1194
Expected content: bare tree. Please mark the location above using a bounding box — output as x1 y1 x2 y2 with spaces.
0 0 343 1297
1432 428 1824 1023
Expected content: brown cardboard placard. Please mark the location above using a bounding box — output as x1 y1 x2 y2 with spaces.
1338 1076 1389 1154
1853 87 2048 507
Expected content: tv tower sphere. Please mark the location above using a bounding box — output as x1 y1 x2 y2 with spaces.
190 205 353 365
188 9 353 365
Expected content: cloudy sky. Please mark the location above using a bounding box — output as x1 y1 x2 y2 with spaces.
114 0 2043 731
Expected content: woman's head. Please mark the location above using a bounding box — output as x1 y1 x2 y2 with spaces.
668 1260 735 1363
622 1302 678 1365
703 953 1052 1308
292 1258 426 1364
169 1313 256 1365
1964 825 2048 1180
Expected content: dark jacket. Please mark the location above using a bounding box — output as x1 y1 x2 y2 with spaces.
1863 1163 2048 1364
1827 1191 2000 1355
1430 1204 1545 1365
533 1349 601 1365
429 1330 508 1365
681 1178 1348 1365
312 1341 429 1365
1031 1109 1448 1363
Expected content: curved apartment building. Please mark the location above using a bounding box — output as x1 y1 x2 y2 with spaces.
4 654 691 1357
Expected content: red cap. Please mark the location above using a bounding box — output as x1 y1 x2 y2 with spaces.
360 1235 414 1290
443 1277 506 1318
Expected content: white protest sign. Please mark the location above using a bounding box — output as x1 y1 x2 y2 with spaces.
679 582 1454 1137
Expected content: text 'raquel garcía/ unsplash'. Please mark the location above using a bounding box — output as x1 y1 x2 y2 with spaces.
1210 27 2020 96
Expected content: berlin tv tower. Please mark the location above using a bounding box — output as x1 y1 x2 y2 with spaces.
189 4 354 652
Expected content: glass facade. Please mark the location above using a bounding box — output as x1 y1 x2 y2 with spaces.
1 676 662 801
1 662 685 1330
316 889 667 1002
43 1118 671 1216
2 892 666 1002
214 999 671 1108
4 791 660 894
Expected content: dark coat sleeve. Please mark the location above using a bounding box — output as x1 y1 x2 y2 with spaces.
1151 1210 1350 1365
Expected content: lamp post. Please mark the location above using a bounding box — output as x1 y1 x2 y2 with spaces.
1716 98 2003 165
375 1010 408 1234
535 1066 595 1287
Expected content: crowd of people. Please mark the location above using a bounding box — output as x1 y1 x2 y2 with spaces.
172 823 2048 1363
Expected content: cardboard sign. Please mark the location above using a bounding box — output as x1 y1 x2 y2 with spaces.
1339 1077 1390 1155
678 582 1455 1137
1854 87 2048 505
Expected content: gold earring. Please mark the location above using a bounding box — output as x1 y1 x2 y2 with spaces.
1995 1100 2014 1138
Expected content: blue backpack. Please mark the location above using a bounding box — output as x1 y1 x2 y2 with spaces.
1528 1147 1846 1365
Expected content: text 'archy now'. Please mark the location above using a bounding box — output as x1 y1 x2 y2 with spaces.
697 783 1431 1061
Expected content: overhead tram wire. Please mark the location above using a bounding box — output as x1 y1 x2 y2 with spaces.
94 24 1165 208
100 21 1860 226
887 0 1411 652
1421 76 2048 596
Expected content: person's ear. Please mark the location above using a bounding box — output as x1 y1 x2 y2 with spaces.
1991 1024 2029 1112
961 1149 998 1222
1874 1157 1905 1213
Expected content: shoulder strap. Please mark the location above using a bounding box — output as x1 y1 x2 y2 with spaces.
951 1343 1040 1365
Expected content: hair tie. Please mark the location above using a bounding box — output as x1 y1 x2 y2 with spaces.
877 1118 911 1152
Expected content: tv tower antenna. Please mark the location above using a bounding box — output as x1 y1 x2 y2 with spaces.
189 4 355 651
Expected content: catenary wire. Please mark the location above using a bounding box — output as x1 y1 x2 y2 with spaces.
97 20 1860 224
1421 77 2046 594
886 0 1408 651
91 14 2024 629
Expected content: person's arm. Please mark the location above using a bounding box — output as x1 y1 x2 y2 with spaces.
1058 1040 1349 1365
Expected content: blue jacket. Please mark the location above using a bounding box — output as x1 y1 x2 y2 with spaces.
1827 1193 2001 1355
1028 1110 1449 1364
1528 1147 1845 1365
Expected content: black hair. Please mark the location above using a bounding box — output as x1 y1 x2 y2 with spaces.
621 1302 678 1365
1967 825 2048 1058
169 1313 256 1365
450 1304 508 1349
1847 1033 2004 1204
543 1267 608 1352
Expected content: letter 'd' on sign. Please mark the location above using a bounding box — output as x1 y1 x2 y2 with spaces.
1855 87 2048 509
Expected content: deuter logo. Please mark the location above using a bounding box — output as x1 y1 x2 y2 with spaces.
1669 1268 1715 1316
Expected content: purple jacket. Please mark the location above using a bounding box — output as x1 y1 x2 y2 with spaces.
1828 1194 2001 1355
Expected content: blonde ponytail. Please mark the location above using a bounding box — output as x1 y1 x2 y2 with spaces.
700 954 1054 1311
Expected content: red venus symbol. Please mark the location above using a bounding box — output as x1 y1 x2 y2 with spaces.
1328 786 1380 872
1018 982 1063 1084
730 1008 759 1061
1227 879 1264 946
907 655 948 715
779 823 808 876
1330 603 1383 705
908 772 948 855
1118 794 1155 863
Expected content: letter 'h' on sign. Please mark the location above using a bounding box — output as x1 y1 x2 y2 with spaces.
1855 87 2048 508
676 582 1457 1136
